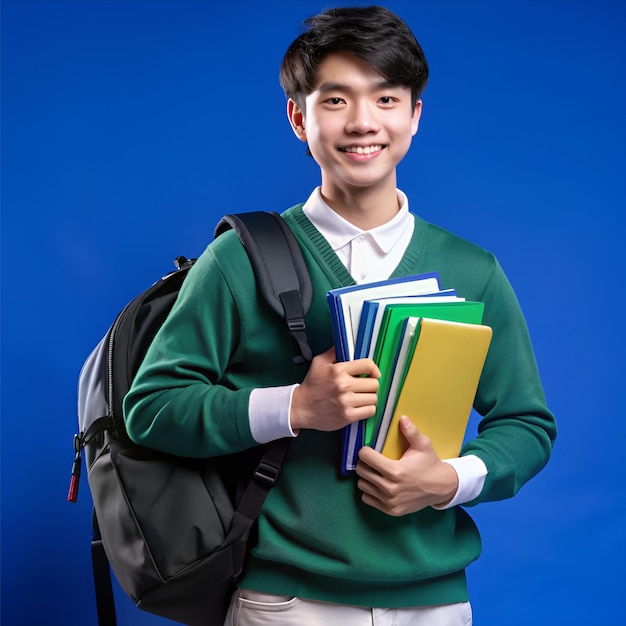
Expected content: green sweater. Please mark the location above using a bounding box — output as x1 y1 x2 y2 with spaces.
124 204 556 608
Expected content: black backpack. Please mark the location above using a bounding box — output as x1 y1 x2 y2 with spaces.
69 212 313 626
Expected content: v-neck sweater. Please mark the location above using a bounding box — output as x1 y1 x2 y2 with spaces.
124 203 556 608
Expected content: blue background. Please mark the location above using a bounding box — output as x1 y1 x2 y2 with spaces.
2 1 625 624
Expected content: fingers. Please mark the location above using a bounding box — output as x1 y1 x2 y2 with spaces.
345 375 379 395
356 422 457 515
312 348 380 382
291 349 380 432
356 459 410 517
356 419 431 473
319 351 380 398
357 444 393 474
345 357 381 380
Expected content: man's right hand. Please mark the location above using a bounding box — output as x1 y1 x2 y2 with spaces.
289 347 380 433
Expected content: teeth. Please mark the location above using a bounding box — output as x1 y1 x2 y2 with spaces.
343 145 383 155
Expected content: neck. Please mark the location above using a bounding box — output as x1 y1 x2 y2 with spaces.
320 179 400 230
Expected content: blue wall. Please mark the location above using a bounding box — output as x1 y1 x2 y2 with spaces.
2 1 625 624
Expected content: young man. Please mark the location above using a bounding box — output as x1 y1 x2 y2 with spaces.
124 6 556 625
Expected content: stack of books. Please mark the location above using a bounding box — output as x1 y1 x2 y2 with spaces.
327 273 492 474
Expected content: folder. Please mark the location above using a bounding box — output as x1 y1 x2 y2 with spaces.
378 318 492 460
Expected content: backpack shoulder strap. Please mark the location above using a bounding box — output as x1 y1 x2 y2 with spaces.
215 211 313 364
214 210 312 580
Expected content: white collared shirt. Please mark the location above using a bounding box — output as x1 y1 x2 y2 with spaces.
302 187 414 284
248 188 487 508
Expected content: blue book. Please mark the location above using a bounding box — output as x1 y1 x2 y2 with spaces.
327 273 440 363
326 273 442 474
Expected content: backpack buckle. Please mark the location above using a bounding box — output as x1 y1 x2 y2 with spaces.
253 461 282 486
286 318 306 333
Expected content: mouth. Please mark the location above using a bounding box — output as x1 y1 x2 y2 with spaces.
338 144 385 155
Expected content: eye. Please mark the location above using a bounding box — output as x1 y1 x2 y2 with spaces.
379 96 395 105
326 97 344 106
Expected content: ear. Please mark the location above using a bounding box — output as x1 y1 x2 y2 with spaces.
411 100 423 136
287 99 307 142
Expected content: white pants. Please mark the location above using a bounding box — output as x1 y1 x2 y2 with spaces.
224 589 472 626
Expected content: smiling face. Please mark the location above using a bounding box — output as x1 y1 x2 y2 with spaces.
288 51 422 221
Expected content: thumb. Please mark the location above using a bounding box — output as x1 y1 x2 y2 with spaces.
399 415 427 449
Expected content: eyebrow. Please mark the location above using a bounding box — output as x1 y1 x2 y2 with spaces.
315 80 403 94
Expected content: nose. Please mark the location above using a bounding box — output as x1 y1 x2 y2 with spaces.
345 100 380 134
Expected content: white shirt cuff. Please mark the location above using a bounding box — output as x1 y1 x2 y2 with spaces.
432 455 488 510
249 385 299 443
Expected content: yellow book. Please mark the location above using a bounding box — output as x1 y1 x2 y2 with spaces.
380 318 492 460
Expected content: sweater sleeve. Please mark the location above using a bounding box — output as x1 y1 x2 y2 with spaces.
462 257 557 505
123 237 258 458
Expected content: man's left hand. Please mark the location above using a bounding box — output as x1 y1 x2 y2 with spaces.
356 415 459 516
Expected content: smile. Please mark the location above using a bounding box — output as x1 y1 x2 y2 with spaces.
339 145 385 155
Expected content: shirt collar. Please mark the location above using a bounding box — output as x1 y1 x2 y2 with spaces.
302 187 412 254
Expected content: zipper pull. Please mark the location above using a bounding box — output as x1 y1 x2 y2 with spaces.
67 433 84 503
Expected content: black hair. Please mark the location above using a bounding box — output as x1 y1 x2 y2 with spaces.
280 6 429 110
